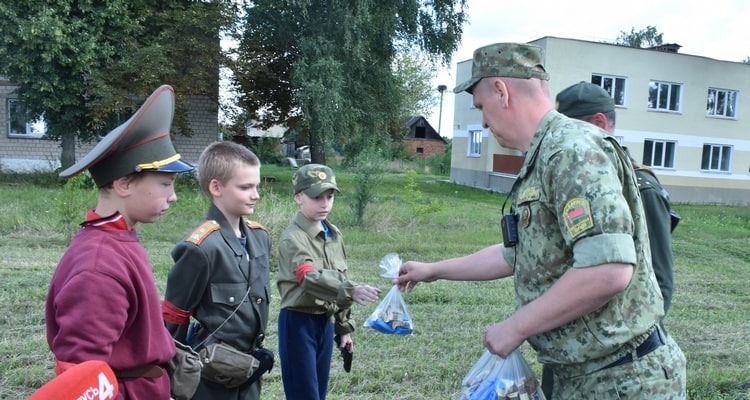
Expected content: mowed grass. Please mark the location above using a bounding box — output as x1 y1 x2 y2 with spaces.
0 163 748 399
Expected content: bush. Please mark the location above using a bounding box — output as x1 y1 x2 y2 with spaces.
56 174 97 242
347 149 386 226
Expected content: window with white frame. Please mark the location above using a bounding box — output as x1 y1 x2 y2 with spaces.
591 74 626 106
706 88 738 118
468 130 482 157
7 99 46 138
701 144 732 172
642 139 676 168
647 80 682 112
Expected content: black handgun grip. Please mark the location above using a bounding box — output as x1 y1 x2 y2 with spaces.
334 334 353 372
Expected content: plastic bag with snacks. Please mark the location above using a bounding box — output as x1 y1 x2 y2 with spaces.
363 253 414 335
457 349 545 400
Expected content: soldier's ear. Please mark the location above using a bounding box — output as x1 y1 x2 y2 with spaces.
490 78 509 107
590 113 610 131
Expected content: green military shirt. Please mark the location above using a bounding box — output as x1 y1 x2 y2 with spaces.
502 110 664 371
277 211 357 335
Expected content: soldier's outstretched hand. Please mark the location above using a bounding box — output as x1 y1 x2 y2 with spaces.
394 261 435 292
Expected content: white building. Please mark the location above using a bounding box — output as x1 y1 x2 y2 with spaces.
450 36 750 205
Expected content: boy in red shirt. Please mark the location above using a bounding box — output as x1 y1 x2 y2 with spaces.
45 85 193 400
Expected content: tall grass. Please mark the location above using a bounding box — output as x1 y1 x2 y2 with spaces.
1 164 748 399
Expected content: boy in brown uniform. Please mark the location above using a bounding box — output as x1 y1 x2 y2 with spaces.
277 163 381 400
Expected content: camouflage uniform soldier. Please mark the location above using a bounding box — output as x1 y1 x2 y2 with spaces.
395 43 686 399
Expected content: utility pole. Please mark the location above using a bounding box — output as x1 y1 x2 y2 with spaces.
437 84 447 134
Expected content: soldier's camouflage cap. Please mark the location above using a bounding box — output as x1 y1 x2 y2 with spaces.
453 42 550 94
556 81 615 117
59 85 193 187
293 163 339 197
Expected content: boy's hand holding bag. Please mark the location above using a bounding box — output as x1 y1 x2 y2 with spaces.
363 253 414 335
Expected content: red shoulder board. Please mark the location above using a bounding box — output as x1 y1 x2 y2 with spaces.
186 220 220 245
246 220 268 233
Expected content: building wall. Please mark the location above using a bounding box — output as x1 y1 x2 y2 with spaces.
172 95 220 165
0 82 217 172
405 139 446 158
450 36 750 205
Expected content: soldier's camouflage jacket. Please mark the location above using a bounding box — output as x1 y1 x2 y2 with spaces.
503 110 664 371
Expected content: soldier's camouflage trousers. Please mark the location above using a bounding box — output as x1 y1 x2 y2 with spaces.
551 334 686 399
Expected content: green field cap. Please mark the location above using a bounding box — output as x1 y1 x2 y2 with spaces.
454 42 549 94
293 163 339 197
556 81 615 117
59 85 193 187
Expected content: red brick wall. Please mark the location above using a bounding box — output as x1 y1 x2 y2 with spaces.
405 139 446 159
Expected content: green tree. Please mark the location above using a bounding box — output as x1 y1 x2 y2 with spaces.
614 25 664 48
232 0 467 165
390 50 441 132
0 1 238 170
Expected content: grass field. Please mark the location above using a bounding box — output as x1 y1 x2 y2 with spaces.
1 163 748 399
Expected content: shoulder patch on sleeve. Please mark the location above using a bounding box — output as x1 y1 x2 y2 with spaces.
563 197 594 238
246 220 268 233
185 220 220 245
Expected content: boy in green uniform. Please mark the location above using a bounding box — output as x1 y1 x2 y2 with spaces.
276 163 381 400
163 141 273 400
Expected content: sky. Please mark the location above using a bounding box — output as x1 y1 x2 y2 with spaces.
426 0 750 137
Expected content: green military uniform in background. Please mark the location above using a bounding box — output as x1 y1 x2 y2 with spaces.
555 80 678 318
634 167 676 314
503 111 686 398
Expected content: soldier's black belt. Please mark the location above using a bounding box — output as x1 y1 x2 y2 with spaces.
601 326 665 371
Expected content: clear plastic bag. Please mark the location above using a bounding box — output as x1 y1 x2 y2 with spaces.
378 252 402 278
364 285 414 335
363 253 414 335
457 349 545 400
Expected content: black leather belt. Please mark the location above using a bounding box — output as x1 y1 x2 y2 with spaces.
601 327 665 370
